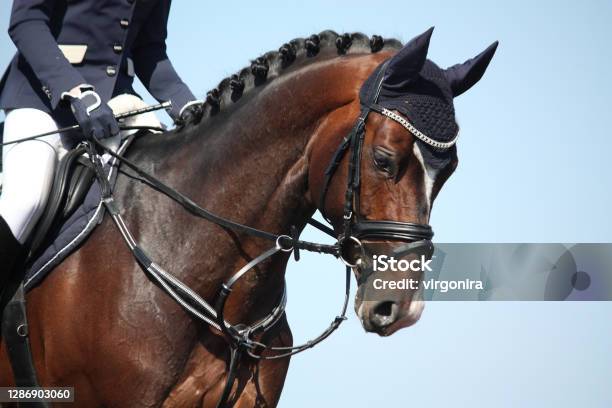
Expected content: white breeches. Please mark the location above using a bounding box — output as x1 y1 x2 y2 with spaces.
0 94 162 244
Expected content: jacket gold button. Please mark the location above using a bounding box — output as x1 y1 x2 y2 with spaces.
113 44 123 53
120 19 129 28
106 66 117 76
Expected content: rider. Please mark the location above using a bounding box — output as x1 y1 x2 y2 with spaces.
0 1 201 282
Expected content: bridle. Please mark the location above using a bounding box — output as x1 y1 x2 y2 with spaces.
319 60 457 267
79 59 457 407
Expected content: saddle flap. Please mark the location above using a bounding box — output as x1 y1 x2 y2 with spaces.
64 157 95 218
27 146 95 261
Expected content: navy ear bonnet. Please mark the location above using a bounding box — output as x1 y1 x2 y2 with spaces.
360 59 459 145
359 28 498 153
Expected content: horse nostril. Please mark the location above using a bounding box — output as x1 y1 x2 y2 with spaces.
368 301 399 332
373 301 394 318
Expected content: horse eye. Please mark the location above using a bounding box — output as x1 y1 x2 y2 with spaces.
373 149 396 176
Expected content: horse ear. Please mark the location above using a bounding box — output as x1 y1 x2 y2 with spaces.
383 27 434 88
444 41 499 97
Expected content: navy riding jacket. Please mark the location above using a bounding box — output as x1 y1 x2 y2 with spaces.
0 0 195 122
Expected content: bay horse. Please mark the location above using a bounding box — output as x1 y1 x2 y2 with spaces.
0 29 496 407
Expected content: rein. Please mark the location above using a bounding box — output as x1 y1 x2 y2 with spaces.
83 135 348 408
9 56 454 406
0 102 171 146
3 100 348 407
79 56 438 407
102 142 338 253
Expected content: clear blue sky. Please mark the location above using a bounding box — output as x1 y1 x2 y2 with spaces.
1 1 611 407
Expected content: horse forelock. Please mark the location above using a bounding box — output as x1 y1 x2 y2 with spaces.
181 31 403 130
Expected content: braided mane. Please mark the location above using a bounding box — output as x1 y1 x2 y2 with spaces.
193 30 402 123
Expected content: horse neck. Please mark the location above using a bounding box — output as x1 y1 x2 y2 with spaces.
122 53 380 317
168 55 378 238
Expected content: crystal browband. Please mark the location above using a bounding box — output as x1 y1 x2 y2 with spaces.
380 108 459 149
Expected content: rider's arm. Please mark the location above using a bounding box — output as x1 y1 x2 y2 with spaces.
8 0 88 109
131 0 196 121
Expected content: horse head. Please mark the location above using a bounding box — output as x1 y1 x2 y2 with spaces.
310 28 497 336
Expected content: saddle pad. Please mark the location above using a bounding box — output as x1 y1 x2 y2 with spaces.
23 140 131 291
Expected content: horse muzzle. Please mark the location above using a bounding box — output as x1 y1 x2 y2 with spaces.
339 224 434 336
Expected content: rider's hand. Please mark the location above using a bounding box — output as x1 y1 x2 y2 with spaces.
64 88 119 141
